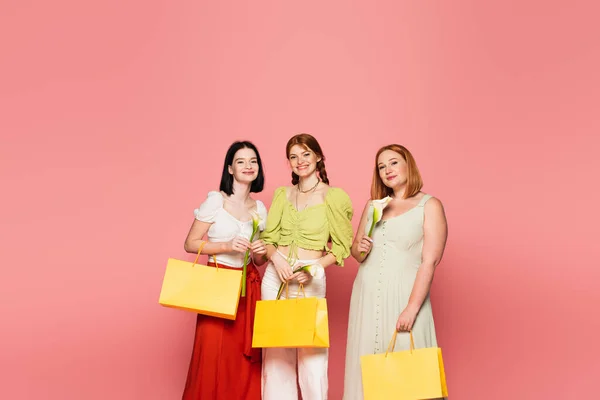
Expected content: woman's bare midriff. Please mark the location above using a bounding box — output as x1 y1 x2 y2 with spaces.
277 245 324 260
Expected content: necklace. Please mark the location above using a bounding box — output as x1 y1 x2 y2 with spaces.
295 179 320 211
299 178 320 193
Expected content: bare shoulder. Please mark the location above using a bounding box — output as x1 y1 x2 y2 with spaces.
318 183 332 201
423 195 446 220
357 198 372 221
247 196 260 209
317 182 331 194
282 185 295 199
424 195 444 210
253 196 265 208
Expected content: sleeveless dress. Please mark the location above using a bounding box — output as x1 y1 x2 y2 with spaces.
343 194 440 400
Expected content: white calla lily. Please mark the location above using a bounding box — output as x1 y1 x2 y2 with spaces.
361 196 392 257
365 196 392 237
301 263 325 279
249 209 262 240
276 262 325 299
241 209 264 297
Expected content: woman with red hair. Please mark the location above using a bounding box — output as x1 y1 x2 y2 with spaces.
343 144 448 399
260 133 354 400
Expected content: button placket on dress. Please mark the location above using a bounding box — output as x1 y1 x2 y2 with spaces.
374 220 386 353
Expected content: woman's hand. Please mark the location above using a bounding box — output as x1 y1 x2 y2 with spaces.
290 270 313 285
289 262 325 284
250 239 267 256
396 307 418 332
225 236 251 253
271 252 293 282
357 234 374 255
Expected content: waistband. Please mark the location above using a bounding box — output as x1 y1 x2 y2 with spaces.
276 249 321 266
206 261 242 270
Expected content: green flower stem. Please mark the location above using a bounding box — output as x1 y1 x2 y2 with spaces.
241 250 249 297
276 281 285 300
367 220 376 237
241 226 259 297
276 265 312 299
361 209 377 257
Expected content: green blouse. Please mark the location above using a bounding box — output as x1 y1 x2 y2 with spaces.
260 186 354 266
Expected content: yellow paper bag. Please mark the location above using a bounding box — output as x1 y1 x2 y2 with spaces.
252 286 329 348
360 331 448 400
159 243 242 320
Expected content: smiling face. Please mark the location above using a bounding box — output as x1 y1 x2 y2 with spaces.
377 149 408 190
228 147 259 184
288 144 321 179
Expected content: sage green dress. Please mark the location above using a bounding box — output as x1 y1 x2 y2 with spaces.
343 194 441 399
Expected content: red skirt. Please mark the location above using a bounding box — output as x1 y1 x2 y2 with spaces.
182 262 262 400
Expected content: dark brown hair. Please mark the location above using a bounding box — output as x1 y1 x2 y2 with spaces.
220 141 265 195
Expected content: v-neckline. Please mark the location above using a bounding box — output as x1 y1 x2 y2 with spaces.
284 188 328 213
221 207 253 223
285 197 326 213
219 192 256 223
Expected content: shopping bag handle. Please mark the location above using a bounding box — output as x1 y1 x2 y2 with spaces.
276 281 290 300
191 241 220 270
275 281 307 300
296 283 307 298
385 330 415 357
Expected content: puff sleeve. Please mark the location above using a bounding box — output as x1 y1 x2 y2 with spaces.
325 188 354 266
256 200 268 232
193 191 223 223
260 187 287 246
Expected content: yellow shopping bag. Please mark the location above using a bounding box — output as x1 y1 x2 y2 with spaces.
159 242 242 320
252 284 329 348
360 330 448 400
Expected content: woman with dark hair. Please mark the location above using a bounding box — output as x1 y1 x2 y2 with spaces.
343 144 448 399
182 141 268 400
260 133 354 400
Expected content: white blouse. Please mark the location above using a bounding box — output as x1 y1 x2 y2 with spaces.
194 191 268 268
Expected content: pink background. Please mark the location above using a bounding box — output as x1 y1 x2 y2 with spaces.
1 1 599 399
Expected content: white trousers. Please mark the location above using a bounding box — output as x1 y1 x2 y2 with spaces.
261 256 328 400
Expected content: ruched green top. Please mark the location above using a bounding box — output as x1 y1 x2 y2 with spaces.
261 186 354 266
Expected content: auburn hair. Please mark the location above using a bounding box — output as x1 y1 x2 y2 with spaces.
371 144 423 200
285 133 330 185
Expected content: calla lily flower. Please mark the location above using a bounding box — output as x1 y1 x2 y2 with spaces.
365 196 392 236
275 263 324 299
361 196 392 256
